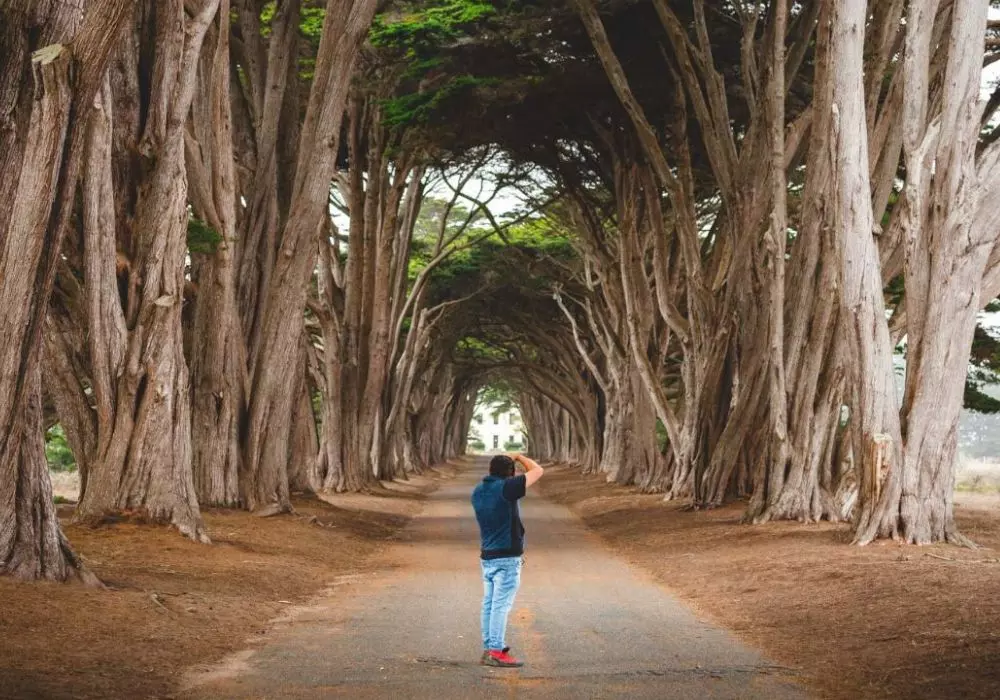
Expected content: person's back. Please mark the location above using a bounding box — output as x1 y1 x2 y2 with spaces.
472 469 526 558
470 454 544 668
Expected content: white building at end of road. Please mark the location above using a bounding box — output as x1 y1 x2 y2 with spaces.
468 402 525 454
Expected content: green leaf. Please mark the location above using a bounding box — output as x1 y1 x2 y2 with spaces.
964 380 1000 414
370 1 496 55
188 216 224 255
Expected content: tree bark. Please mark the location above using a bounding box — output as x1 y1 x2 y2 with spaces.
828 0 905 544
745 0 850 523
0 369 98 584
855 0 992 545
73 0 220 542
0 0 132 580
288 337 320 493
0 44 88 582
187 0 246 507
244 0 379 509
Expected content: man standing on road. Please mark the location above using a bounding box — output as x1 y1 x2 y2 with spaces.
471 453 544 668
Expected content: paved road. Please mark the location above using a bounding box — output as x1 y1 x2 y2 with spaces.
181 459 809 700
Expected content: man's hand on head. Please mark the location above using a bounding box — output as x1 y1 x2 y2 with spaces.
511 453 544 487
506 453 521 473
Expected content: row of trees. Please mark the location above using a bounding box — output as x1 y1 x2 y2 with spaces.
3 0 1000 582
0 0 496 581
559 0 1000 546
389 0 1000 546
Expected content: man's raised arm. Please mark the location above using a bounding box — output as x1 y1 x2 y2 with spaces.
512 454 544 488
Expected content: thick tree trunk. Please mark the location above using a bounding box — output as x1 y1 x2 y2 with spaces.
317 314 347 490
244 0 379 508
856 0 991 545
629 370 666 493
188 0 246 508
745 0 848 523
190 288 244 507
288 340 320 493
76 127 208 539
234 0 301 350
1 0 134 580
828 0 905 545
74 0 219 542
0 42 94 582
0 371 97 584
754 0 791 517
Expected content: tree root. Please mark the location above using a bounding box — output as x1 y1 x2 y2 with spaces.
59 532 104 588
251 502 293 518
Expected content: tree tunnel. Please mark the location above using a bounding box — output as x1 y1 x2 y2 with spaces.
6 0 1000 583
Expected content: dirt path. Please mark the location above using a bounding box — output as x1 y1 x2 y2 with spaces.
540 466 1000 699
180 459 808 700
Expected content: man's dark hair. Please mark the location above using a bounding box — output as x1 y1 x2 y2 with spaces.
489 455 515 478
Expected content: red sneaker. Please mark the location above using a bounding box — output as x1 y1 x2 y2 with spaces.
485 649 523 668
480 647 509 665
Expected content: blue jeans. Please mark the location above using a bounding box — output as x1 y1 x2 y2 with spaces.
480 556 523 651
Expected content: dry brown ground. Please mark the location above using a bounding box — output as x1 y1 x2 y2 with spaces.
0 465 458 700
539 465 1000 700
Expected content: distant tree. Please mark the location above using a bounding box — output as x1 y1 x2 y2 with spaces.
44 426 76 473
